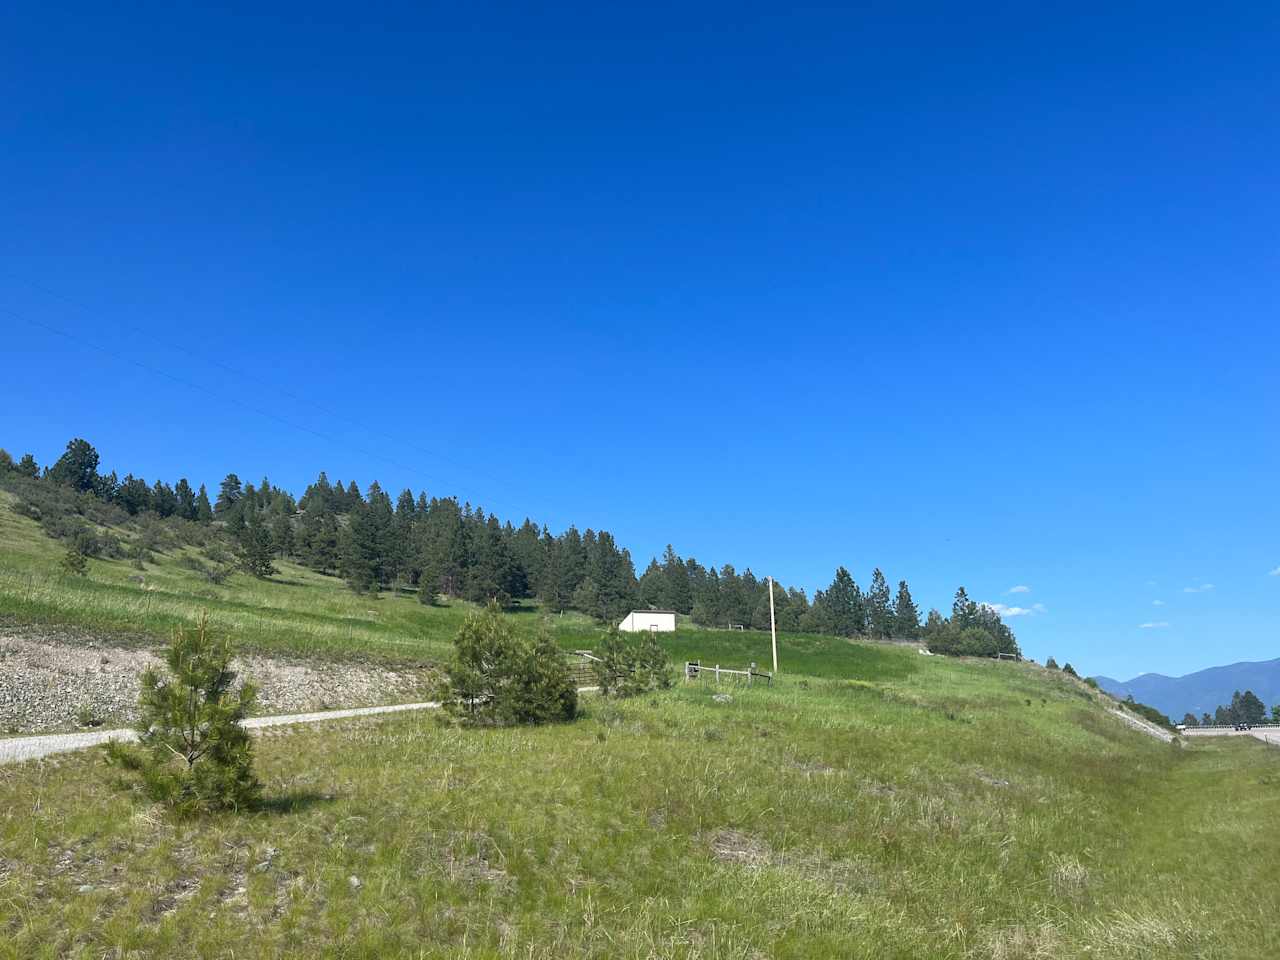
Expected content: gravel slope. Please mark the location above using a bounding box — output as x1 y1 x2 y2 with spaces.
0 632 435 734
1107 708 1175 742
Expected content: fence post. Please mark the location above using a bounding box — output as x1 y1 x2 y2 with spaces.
715 664 720 683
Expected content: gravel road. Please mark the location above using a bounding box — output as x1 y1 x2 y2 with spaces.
0 701 439 765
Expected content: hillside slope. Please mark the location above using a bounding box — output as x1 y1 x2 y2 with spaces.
2 642 1278 958
2 492 1279 956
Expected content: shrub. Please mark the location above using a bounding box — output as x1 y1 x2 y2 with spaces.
443 601 577 726
106 612 260 815
593 628 672 697
59 547 88 576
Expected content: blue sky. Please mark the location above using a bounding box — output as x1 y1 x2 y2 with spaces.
3 2 1277 680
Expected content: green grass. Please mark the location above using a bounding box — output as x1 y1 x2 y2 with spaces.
3 494 1279 956
2 658 1278 958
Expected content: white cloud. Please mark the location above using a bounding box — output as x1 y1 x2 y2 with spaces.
1183 584 1215 593
1269 566 1280 577
1139 621 1170 629
1152 600 1165 606
1031 603 1047 613
982 602 1038 618
1006 585 1031 594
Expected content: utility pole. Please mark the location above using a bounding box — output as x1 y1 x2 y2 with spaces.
767 575 778 674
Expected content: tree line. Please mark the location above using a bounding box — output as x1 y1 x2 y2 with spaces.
1180 690 1277 728
0 438 1020 656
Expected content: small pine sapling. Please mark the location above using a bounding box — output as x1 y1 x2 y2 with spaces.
443 601 577 726
60 547 88 576
106 612 261 815
593 628 672 698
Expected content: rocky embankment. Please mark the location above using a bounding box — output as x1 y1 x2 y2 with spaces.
0 631 435 734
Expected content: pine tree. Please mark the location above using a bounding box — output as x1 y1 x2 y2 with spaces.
1045 656 1060 670
892 580 920 639
1062 662 1078 677
537 529 566 612
47 438 101 493
823 567 866 636
340 500 381 593
662 544 692 614
16 453 39 477
866 568 892 638
115 474 153 515
270 502 294 559
638 558 667 608
593 628 671 697
106 613 260 814
215 474 243 516
443 602 576 726
195 484 214 523
1182 713 1199 727
238 510 278 579
151 480 178 518
951 587 978 630
174 478 197 520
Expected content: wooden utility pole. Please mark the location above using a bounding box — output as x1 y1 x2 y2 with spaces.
767 575 778 674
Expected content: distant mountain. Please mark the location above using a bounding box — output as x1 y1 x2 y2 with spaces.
1094 658 1280 721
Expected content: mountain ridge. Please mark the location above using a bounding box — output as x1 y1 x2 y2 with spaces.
1094 657 1280 720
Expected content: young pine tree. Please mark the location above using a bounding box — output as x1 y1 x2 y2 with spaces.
593 628 672 697
106 613 260 815
237 510 278 579
443 602 577 726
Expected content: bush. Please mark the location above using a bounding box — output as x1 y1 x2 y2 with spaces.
106 612 260 815
59 547 88 576
928 625 1003 657
443 601 577 726
593 628 672 697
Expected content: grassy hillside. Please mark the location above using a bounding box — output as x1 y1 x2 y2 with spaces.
3 493 1280 956
0 488 897 674
3 651 1279 958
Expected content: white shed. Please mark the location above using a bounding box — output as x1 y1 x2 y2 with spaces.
618 609 677 633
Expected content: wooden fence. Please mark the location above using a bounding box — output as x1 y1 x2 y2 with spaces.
684 660 773 687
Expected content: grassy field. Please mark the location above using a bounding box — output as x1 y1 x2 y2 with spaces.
2 651 1278 958
4 490 1279 956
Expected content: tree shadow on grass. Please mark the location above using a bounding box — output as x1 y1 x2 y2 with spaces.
255 790 338 816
